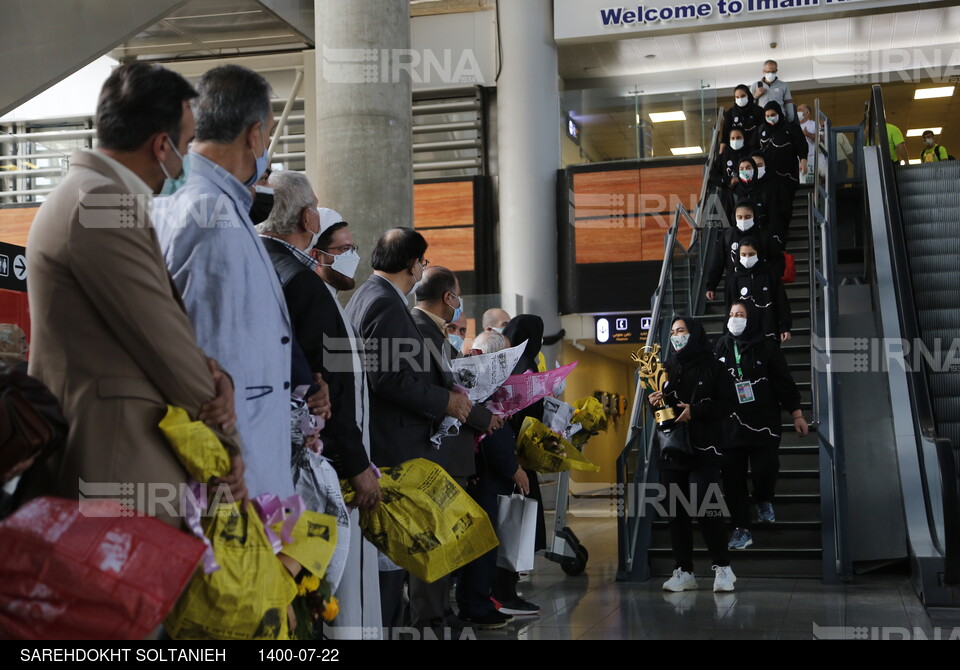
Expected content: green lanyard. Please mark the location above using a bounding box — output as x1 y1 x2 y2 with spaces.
733 342 744 379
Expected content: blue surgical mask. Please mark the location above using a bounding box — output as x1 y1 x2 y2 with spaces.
448 334 464 352
492 326 505 335
159 141 188 196
450 294 464 324
245 131 269 188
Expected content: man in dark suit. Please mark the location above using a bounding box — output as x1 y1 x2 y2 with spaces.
345 227 472 632
412 267 508 629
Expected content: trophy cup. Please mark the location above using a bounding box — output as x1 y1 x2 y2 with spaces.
631 344 676 430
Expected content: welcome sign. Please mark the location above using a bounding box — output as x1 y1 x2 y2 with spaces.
554 0 942 43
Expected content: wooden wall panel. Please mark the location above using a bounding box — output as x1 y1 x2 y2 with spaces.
418 227 475 272
413 181 475 229
572 165 703 264
0 206 39 247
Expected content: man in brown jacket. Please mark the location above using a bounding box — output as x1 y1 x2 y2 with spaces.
19 63 246 526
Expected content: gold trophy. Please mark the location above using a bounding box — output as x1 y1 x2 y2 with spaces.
631 344 676 430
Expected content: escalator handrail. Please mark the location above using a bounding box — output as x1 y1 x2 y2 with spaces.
866 85 938 440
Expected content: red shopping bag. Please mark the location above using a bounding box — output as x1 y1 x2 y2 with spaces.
782 253 797 284
0 497 204 640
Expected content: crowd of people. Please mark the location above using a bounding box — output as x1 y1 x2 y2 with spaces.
653 60 811 593
2 62 561 639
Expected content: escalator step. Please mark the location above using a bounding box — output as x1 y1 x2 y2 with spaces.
917 307 960 329
908 255 960 273
929 372 960 398
908 239 960 256
900 194 960 210
915 290 960 310
908 271 960 292
902 221 960 241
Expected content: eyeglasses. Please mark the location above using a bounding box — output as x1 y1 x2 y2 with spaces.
323 244 359 255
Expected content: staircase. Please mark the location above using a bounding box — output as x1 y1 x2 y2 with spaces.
648 187 824 577
895 161 960 448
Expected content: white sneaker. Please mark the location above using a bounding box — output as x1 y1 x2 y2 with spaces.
662 568 698 592
712 565 736 592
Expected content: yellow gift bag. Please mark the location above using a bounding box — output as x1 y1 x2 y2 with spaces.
342 458 498 583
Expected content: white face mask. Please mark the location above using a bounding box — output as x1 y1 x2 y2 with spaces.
740 255 759 269
757 165 766 179
305 208 322 250
735 96 748 108
736 218 755 232
492 326 505 334
671 334 690 351
766 115 779 126
728 316 747 336
764 72 778 83
730 139 745 151
320 248 361 279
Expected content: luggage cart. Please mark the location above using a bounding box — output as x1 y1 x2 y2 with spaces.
543 469 588 575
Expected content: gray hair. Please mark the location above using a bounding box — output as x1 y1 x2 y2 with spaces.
194 65 271 143
473 331 508 354
257 171 315 236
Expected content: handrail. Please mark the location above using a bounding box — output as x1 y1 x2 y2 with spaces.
866 84 959 581
810 98 852 582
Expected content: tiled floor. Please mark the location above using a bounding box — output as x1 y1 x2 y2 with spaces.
474 512 943 640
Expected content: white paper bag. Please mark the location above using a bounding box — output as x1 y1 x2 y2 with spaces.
495 493 538 572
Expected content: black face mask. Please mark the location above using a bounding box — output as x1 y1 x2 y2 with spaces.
249 191 275 225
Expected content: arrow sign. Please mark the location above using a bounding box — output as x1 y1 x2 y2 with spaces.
13 255 26 281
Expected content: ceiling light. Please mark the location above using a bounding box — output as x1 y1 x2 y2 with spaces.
914 86 954 100
906 127 942 137
650 111 686 123
670 146 703 155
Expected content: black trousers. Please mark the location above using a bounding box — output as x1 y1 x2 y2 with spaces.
659 464 730 573
455 488 499 618
722 446 781 529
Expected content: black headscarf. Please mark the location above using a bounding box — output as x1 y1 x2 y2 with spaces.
724 298 764 345
737 155 758 181
665 316 712 377
763 101 785 130
733 84 756 106
503 314 544 375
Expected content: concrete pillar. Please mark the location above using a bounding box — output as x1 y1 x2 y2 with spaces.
496 0 561 333
314 0 413 288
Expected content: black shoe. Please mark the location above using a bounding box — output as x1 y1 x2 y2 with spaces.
458 610 511 629
497 597 540 616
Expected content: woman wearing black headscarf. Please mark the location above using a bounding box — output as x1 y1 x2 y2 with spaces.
492 314 546 617
714 299 808 551
720 85 764 153
647 316 736 592
758 101 808 203
728 237 792 342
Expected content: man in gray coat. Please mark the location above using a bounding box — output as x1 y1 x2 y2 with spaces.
154 65 295 499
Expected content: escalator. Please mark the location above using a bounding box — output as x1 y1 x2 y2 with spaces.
862 85 960 607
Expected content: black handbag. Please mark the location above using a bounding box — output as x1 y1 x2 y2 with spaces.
658 422 693 460
657 376 699 460
0 361 68 480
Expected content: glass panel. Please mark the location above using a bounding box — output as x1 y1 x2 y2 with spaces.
561 82 718 166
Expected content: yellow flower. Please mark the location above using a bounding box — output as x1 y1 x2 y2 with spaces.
298 574 321 596
321 596 339 622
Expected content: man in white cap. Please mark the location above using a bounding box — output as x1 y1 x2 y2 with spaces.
258 171 382 639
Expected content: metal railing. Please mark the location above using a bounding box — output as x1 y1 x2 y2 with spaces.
810 99 852 582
